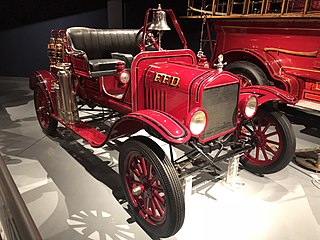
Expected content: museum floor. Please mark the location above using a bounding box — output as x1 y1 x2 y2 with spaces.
1 76 320 240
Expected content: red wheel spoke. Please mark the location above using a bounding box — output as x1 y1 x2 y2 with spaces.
266 139 279 146
150 175 159 185
143 195 150 212
255 146 260 160
131 168 141 177
154 190 165 204
262 122 272 134
151 199 157 217
153 197 165 216
141 157 147 175
131 179 142 185
265 143 276 155
261 146 270 161
147 164 152 180
136 161 143 175
152 184 164 192
265 131 278 138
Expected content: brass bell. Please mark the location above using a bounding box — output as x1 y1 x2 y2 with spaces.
148 4 171 31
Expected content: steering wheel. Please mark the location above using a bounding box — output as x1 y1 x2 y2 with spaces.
136 25 161 51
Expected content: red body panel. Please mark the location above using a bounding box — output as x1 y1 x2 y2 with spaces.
213 20 320 104
131 49 197 112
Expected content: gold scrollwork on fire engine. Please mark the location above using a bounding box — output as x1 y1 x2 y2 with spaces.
279 66 320 75
264 47 318 57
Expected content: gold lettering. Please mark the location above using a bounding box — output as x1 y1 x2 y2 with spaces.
153 72 180 88
154 72 162 82
170 76 180 87
162 75 170 84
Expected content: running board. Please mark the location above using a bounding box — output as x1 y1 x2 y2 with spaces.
66 121 107 147
292 100 320 112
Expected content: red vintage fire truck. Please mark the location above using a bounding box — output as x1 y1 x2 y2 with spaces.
187 0 320 111
30 5 296 238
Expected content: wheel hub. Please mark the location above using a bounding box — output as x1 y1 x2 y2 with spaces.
256 132 266 145
132 185 145 196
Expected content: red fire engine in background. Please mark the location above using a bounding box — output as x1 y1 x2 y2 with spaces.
187 0 320 111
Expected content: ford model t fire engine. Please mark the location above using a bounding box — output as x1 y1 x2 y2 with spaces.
29 5 297 238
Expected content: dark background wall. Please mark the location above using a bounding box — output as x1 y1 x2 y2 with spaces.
0 0 201 77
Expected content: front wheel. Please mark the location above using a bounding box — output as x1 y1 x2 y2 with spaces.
119 136 184 238
239 109 296 174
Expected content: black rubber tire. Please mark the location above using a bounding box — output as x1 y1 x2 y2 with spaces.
119 136 184 238
225 61 269 86
239 109 296 174
34 85 58 135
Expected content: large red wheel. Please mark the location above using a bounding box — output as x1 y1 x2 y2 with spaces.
34 85 57 135
239 109 296 174
119 136 184 238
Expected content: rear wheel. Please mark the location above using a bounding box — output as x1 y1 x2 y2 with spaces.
119 136 184 238
225 61 269 87
34 85 57 135
239 109 296 174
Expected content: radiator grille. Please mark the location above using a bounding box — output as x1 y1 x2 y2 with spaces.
200 83 239 141
146 88 166 111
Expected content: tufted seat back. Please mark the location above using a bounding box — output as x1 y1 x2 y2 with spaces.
66 27 140 59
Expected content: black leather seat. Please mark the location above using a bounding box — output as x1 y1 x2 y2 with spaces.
66 27 140 77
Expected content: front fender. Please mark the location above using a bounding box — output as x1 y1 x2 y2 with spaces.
107 110 191 144
240 85 298 106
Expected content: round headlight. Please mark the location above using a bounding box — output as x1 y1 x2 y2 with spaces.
189 110 207 136
245 96 258 118
120 71 130 84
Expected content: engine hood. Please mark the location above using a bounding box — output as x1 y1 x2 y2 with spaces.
144 62 239 97
143 61 240 127
144 62 213 93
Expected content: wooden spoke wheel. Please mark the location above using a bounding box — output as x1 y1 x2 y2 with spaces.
239 109 296 174
119 136 184 238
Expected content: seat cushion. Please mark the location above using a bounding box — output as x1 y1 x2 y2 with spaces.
111 52 134 68
89 59 125 71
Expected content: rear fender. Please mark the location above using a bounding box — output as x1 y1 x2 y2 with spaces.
29 70 56 115
221 49 301 97
29 70 55 92
240 85 298 106
107 110 191 144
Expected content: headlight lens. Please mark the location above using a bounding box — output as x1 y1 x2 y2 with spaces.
245 96 257 118
120 72 130 84
189 110 207 135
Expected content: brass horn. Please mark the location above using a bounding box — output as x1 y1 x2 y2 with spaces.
148 4 171 31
